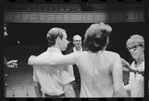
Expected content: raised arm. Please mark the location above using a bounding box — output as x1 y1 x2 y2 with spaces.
112 54 128 97
121 58 144 76
28 52 80 66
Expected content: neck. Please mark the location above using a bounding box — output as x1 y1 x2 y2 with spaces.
135 53 144 65
50 44 59 49
75 46 81 51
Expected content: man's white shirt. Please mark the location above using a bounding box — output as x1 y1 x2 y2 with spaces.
33 47 75 95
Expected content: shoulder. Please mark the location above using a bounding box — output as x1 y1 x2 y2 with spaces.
37 51 59 59
104 51 120 58
37 51 48 57
82 47 86 51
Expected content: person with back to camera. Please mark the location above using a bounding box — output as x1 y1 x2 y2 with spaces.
28 22 128 97
28 27 76 98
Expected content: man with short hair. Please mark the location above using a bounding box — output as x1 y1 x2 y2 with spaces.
65 35 83 97
28 27 75 97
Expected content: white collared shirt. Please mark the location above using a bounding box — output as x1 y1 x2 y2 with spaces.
73 47 83 53
128 61 144 97
34 47 75 95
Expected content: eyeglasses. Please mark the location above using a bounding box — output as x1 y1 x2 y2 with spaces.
127 45 140 52
74 40 81 42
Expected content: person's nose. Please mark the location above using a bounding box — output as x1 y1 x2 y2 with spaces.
77 41 80 43
67 40 69 44
129 48 134 53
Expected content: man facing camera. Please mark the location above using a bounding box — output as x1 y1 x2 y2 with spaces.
65 35 83 97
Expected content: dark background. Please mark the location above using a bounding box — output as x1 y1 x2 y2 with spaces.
4 22 146 64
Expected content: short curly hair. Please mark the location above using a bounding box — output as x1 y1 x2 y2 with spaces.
46 27 66 47
126 34 144 49
84 23 112 52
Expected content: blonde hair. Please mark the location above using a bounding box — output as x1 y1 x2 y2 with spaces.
126 34 144 49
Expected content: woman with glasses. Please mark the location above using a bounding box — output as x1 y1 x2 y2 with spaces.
123 34 144 97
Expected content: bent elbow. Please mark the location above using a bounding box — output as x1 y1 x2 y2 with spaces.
28 59 34 65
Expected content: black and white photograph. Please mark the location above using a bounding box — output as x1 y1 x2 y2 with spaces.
3 0 147 100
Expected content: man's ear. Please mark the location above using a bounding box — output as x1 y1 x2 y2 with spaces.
56 36 61 44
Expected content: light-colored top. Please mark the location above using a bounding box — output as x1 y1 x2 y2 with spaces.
67 47 83 77
33 66 38 82
76 51 124 97
31 50 127 97
125 61 144 97
73 47 83 53
34 47 75 95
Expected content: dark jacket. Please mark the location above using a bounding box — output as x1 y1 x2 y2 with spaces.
4 57 8 96
65 47 84 82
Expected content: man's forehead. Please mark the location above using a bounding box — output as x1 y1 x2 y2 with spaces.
73 35 81 40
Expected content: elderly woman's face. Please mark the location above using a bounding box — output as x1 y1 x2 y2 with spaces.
127 45 144 60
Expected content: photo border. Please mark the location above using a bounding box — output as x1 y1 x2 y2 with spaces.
1 0 148 101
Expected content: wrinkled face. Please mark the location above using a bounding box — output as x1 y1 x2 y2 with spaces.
73 36 82 49
59 32 69 51
127 45 144 61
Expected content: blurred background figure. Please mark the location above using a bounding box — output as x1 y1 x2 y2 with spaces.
4 23 18 97
65 35 83 97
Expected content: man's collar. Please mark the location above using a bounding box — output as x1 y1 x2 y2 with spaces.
47 47 61 53
73 46 83 52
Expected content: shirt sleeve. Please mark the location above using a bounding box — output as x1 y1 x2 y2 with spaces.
61 70 75 85
33 66 39 82
67 65 75 77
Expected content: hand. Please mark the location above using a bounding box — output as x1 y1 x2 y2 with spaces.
121 58 131 69
7 60 18 68
28 55 37 65
121 58 139 73
121 58 135 72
